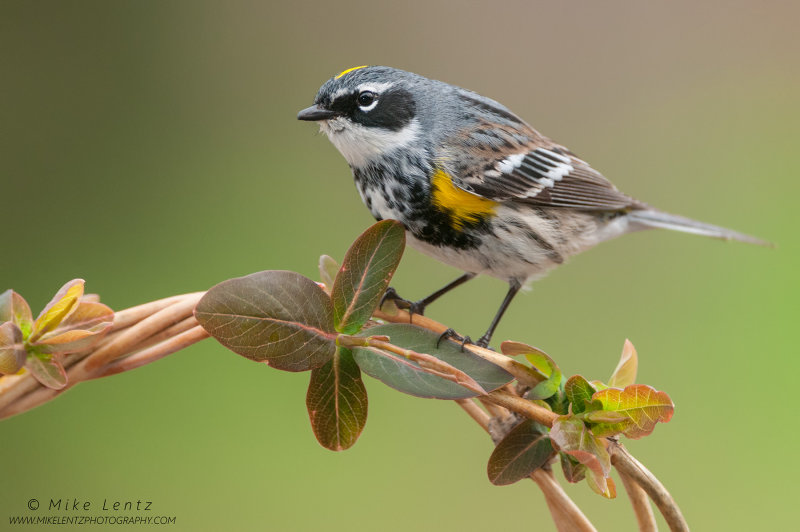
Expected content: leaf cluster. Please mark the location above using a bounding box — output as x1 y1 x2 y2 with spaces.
489 340 673 497
194 221 674 498
194 221 512 450
0 280 114 389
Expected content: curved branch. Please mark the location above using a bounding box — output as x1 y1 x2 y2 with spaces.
454 399 597 532
617 463 658 532
610 441 689 532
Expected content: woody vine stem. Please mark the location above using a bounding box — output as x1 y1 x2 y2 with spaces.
0 221 687 531
0 290 687 532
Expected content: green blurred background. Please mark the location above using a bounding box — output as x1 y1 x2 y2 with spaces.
2 1 797 530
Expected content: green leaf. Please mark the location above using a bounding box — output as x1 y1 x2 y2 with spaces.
318 255 340 292
547 384 570 416
498 341 552 388
33 302 114 354
487 420 554 485
550 415 615 498
195 270 337 372
564 375 597 414
29 279 84 342
0 322 26 374
589 384 674 439
0 289 33 338
306 347 368 451
501 340 565 394
525 353 562 400
331 220 405 334
608 339 638 388
352 323 512 399
26 353 67 390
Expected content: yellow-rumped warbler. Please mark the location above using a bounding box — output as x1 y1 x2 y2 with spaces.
298 65 767 347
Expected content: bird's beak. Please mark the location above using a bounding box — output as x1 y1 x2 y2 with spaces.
297 105 338 121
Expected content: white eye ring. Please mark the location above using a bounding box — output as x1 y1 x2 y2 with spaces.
357 91 379 111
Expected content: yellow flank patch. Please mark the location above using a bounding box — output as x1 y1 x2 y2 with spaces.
335 65 368 79
431 168 497 229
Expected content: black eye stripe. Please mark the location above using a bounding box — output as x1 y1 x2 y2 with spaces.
355 88 416 131
326 87 416 131
329 93 357 115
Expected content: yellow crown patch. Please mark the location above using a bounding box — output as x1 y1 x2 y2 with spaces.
335 65 368 79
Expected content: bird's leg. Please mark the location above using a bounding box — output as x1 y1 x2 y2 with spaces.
380 273 476 316
476 281 522 348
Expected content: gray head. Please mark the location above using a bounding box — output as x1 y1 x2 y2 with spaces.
298 66 453 168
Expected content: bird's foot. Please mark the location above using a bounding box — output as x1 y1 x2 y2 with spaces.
475 334 491 349
380 287 427 317
437 328 473 351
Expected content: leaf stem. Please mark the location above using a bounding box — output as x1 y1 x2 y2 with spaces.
484 388 559 427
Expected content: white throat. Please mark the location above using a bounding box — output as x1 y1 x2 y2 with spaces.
320 117 421 168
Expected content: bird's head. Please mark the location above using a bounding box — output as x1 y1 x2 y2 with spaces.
298 65 432 168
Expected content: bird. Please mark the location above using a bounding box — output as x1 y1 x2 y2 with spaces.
297 65 768 348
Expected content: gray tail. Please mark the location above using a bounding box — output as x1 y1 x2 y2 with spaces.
627 210 772 247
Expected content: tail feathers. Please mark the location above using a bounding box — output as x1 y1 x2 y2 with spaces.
628 210 772 247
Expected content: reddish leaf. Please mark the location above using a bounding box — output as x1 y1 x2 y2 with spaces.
571 450 616 499
550 416 615 498
26 353 67 389
0 289 33 338
306 347 368 451
487 420 554 485
608 339 638 388
0 322 26 374
332 220 405 334
29 279 84 342
195 271 337 372
559 452 586 483
590 384 674 439
33 302 114 354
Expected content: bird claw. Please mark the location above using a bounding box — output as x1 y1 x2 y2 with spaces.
380 287 427 318
475 335 491 348
380 287 411 310
437 328 473 351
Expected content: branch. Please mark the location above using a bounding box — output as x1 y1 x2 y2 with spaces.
617 463 658 532
454 398 597 532
0 292 208 420
0 284 688 532
373 308 542 387
377 304 688 532
610 441 689 532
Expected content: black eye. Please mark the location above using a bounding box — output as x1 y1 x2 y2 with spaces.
357 91 376 107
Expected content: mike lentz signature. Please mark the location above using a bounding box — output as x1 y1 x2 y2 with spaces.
47 498 153 512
